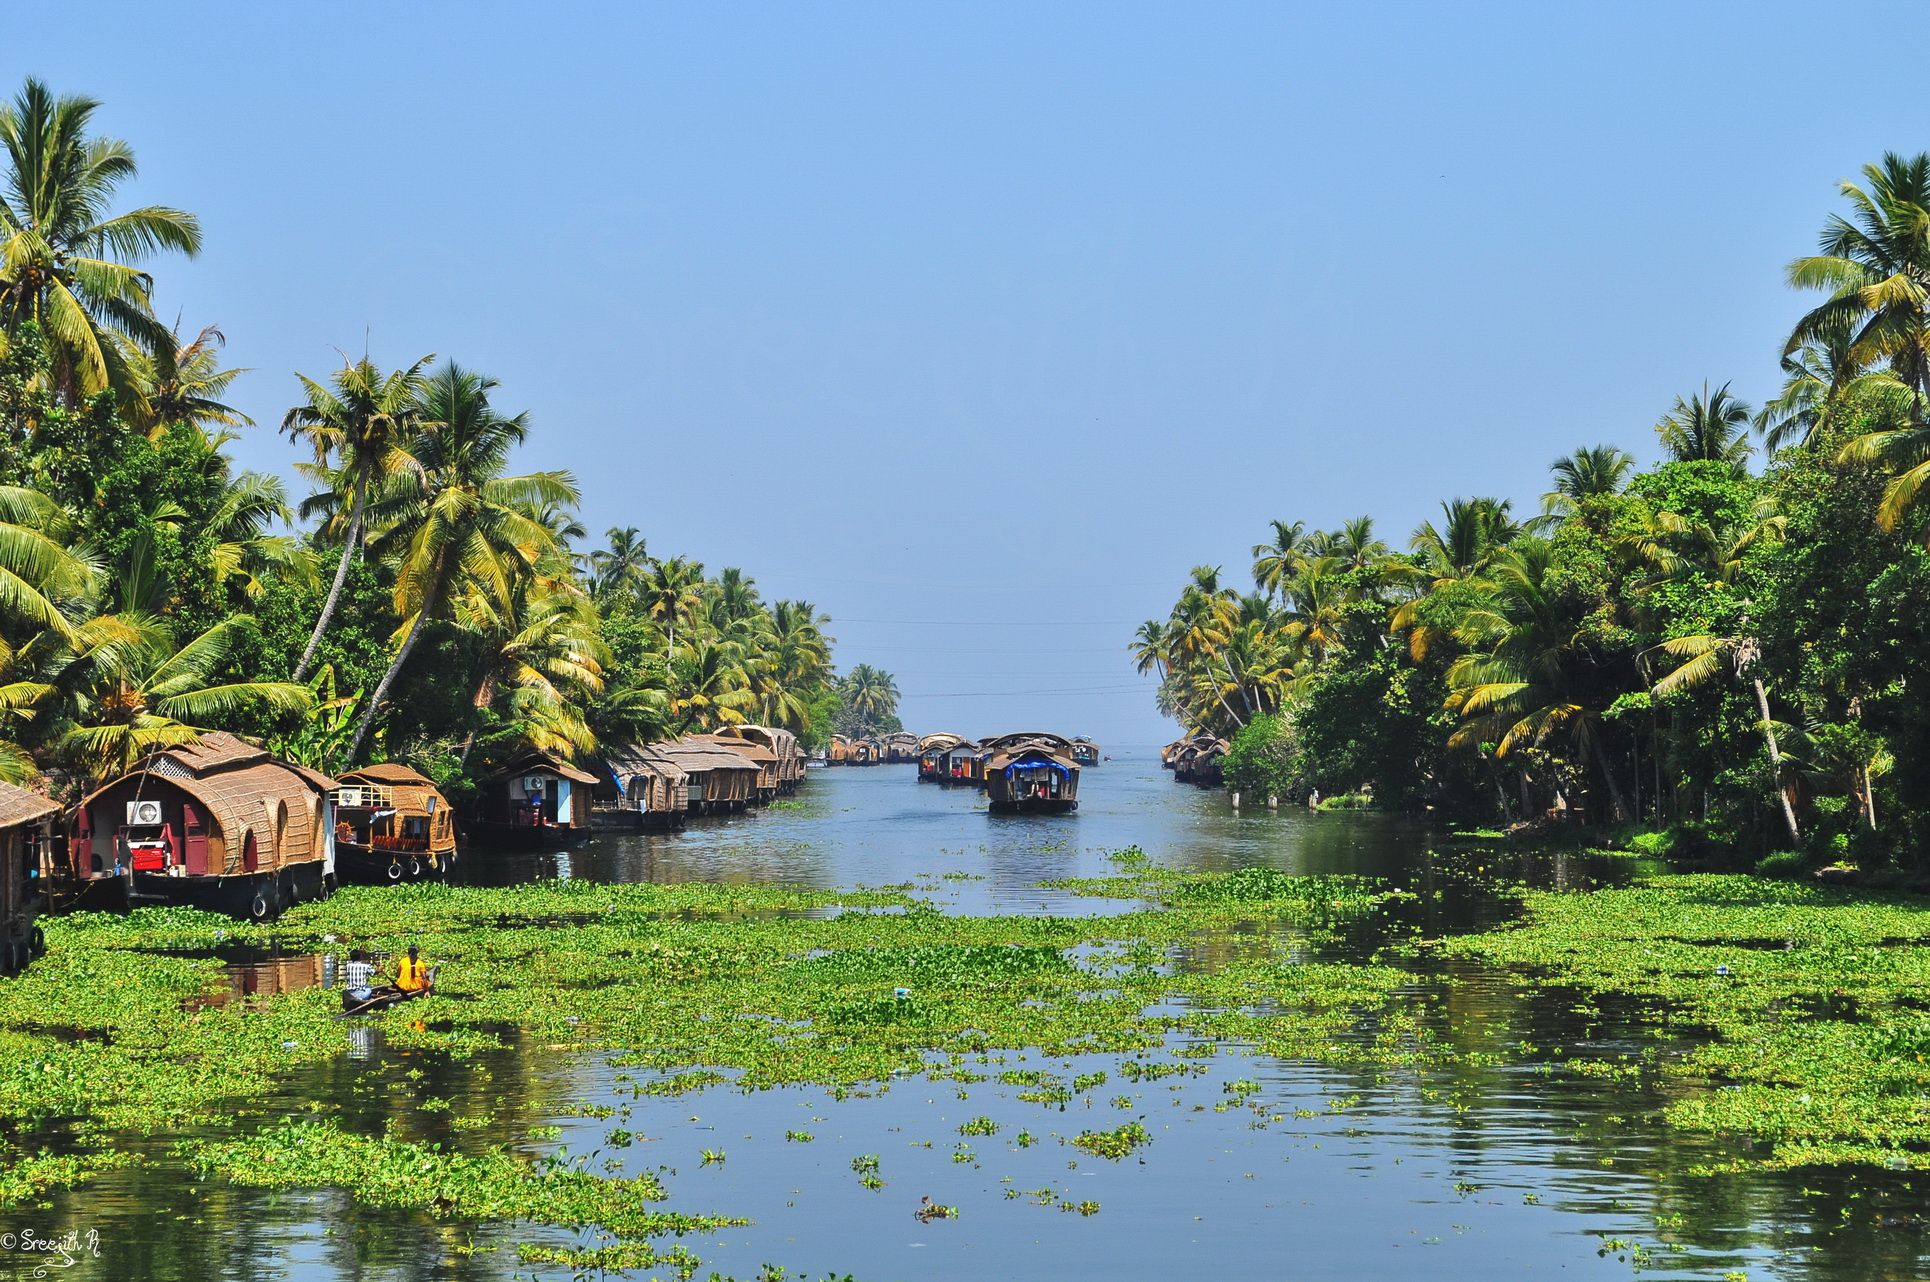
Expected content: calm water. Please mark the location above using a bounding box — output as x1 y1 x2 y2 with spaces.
22 750 1928 1281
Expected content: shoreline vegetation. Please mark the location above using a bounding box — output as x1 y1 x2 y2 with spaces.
1135 151 1930 881
0 77 908 810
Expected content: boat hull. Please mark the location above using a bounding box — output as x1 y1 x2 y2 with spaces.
988 798 1079 815
334 843 456 885
129 861 329 920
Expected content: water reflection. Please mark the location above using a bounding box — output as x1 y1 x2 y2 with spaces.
17 750 1927 1281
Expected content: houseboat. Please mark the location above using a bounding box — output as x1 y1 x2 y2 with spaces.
688 734 782 804
828 735 852 765
69 733 336 920
880 732 920 763
715 725 806 792
916 733 966 781
0 782 57 974
330 764 458 883
985 744 1081 814
473 753 598 849
850 738 882 766
659 740 761 815
937 739 983 786
1070 737 1101 766
590 744 690 831
1173 739 1229 787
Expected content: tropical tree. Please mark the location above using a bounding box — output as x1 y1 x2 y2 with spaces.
1444 541 1632 822
61 614 310 780
125 321 251 435
1250 518 1309 601
0 78 202 406
1655 382 1754 470
281 354 434 680
1785 152 1930 407
347 362 576 758
1532 446 1635 530
1647 634 1800 845
642 556 706 657
586 526 649 603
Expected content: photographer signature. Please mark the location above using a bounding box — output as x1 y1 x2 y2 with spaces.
1 1229 101 1274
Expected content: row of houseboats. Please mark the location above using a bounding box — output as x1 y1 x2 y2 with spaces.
0 725 819 971
1161 734 1228 787
909 731 1099 814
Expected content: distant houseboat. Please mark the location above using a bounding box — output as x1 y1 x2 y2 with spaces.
69 733 337 920
0 783 57 974
985 745 1081 814
473 753 598 849
850 738 882 766
591 744 690 831
937 739 982 785
331 764 458 883
828 735 852 765
1070 738 1100 766
917 733 966 781
880 732 919 763
1173 739 1229 787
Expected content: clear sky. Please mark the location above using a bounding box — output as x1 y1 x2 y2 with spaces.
11 3 1914 745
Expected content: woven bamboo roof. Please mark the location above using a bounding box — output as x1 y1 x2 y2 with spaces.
0 781 58 829
158 731 272 774
487 752 598 786
688 734 778 765
657 741 762 774
344 762 434 786
601 743 689 783
986 745 1078 771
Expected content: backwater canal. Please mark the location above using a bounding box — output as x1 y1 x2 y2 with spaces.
22 749 1927 1281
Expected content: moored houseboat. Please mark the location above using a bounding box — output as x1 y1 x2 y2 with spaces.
850 738 882 766
985 744 1081 814
68 733 337 920
1172 738 1229 787
0 783 58 974
658 740 760 816
590 744 690 831
331 764 458 883
828 735 852 765
715 725 806 792
688 733 782 804
472 753 598 849
1070 737 1100 766
880 731 919 763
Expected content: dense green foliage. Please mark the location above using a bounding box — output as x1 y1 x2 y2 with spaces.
1141 154 1930 869
0 77 884 790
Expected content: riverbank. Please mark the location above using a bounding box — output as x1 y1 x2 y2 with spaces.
5 818 1929 1279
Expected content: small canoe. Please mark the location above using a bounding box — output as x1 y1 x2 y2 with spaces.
340 966 439 1016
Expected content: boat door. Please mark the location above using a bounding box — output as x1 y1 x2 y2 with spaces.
182 802 210 875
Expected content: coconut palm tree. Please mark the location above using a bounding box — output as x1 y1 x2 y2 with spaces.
1530 446 1636 531
642 556 706 658
452 565 607 764
346 362 577 758
1646 634 1800 845
1655 382 1754 470
672 638 755 732
125 321 251 435
62 614 310 781
0 483 93 637
1758 316 1911 455
1129 618 1172 682
586 526 649 604
0 78 202 406
281 354 434 680
841 663 900 731
1444 541 1632 822
1785 152 1930 407
1250 519 1310 601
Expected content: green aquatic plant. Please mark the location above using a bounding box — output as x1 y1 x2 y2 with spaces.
1070 1121 1151 1160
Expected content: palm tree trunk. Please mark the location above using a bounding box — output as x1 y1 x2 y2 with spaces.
1586 733 1633 824
348 610 430 760
293 480 367 681
458 672 496 766
1751 676 1801 846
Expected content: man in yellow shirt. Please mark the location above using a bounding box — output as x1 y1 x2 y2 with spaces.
396 944 430 993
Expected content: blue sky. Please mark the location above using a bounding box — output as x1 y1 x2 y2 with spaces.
11 3 1912 744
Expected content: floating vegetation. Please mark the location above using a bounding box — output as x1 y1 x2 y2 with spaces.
1447 873 1930 1171
1071 1121 1152 1160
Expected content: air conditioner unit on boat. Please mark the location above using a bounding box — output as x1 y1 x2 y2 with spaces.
126 799 163 826
522 776 548 793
